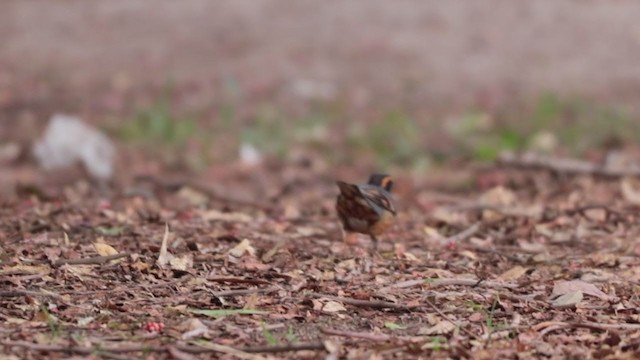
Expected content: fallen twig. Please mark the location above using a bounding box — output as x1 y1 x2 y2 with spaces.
307 293 411 310
211 286 279 297
444 223 482 243
53 252 131 266
534 320 640 337
498 152 640 177
0 340 323 358
321 328 421 342
380 279 426 291
242 342 326 353
0 289 62 299
207 277 272 285
428 278 519 289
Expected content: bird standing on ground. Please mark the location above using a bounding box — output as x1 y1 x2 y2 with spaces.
335 174 397 250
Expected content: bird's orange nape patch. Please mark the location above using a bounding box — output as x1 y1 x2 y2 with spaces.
380 176 392 191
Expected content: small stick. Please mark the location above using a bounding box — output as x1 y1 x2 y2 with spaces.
207 277 272 285
535 321 640 333
211 287 279 297
307 293 411 310
1 340 323 357
0 289 61 299
380 279 426 291
321 328 420 342
428 278 519 289
53 252 131 266
242 342 326 353
444 223 481 244
498 152 640 177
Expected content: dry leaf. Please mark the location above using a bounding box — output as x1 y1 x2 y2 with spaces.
177 187 209 206
202 209 252 223
589 253 618 267
0 264 50 275
423 226 442 239
498 266 527 281
229 239 256 258
131 260 150 272
621 178 640 205
551 290 583 309
157 223 174 268
478 186 516 221
169 255 193 271
431 208 467 225
322 301 347 313
550 280 610 301
418 320 456 335
93 241 118 257
179 318 209 340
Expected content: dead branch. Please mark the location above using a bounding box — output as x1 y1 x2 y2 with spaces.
242 342 326 353
0 289 62 299
211 286 279 297
321 328 421 342
428 278 519 289
498 152 640 177
53 252 131 266
0 340 323 358
380 279 426 291
207 277 272 285
534 320 640 339
307 293 411 310
444 223 482 243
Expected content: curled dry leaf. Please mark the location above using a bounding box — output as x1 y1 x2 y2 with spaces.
157 223 173 268
179 318 209 340
551 290 583 309
169 255 193 271
322 301 347 313
550 280 610 301
0 264 50 275
93 240 118 257
478 185 516 221
177 187 209 206
419 320 456 335
431 208 467 225
202 209 252 223
621 178 640 205
423 226 442 240
498 266 527 281
229 239 256 258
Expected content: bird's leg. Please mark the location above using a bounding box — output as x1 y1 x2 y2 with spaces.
369 234 384 261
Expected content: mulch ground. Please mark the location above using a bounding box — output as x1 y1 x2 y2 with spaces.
2 154 640 359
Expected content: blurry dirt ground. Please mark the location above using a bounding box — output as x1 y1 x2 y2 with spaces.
2 152 640 359
3 0 640 127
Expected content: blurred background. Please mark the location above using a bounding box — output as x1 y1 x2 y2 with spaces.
2 0 640 189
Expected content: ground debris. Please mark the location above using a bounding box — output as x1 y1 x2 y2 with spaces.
2 159 640 359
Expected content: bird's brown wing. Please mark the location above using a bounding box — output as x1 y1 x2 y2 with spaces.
336 181 361 198
360 186 396 215
336 181 380 222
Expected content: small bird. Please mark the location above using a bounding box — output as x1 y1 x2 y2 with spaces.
335 174 397 250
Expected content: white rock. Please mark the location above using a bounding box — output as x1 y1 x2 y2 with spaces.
33 114 115 180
